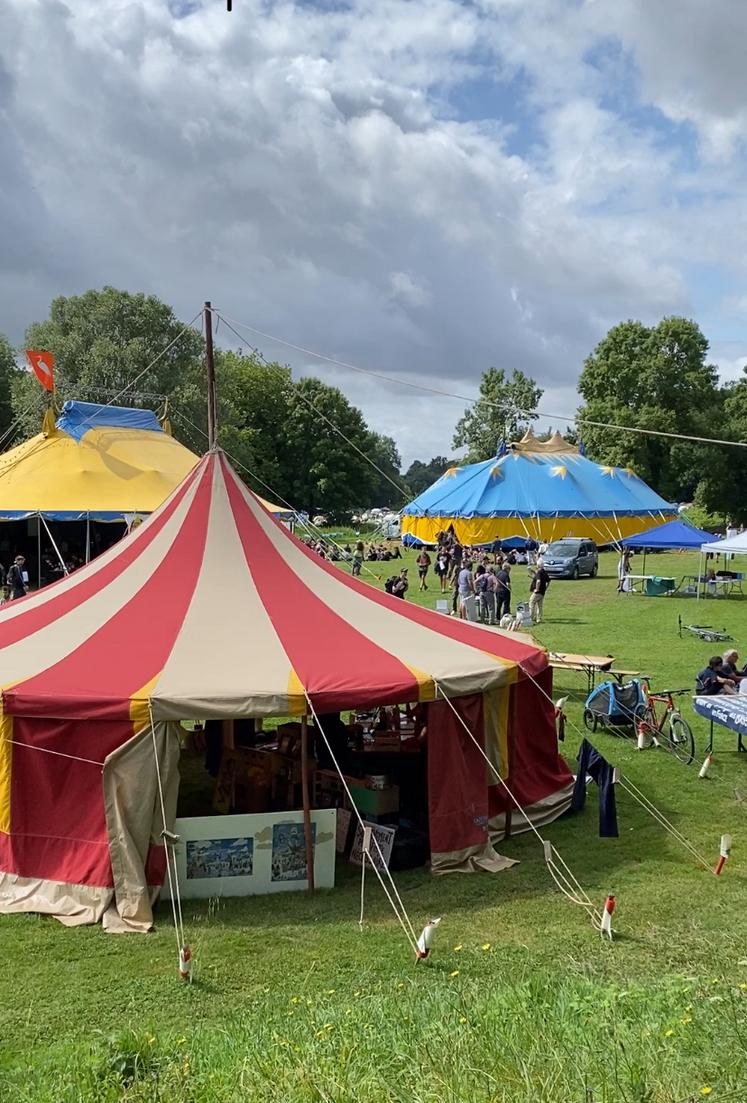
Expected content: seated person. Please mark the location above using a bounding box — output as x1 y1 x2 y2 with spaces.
721 649 745 683
696 656 738 696
312 712 351 770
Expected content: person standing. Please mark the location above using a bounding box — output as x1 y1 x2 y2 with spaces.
617 548 632 593
434 548 449 593
416 548 432 591
7 556 27 600
449 541 463 580
529 561 550 624
391 567 409 599
351 541 364 577
457 561 475 620
495 561 511 621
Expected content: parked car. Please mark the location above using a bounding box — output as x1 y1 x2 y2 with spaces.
542 538 598 579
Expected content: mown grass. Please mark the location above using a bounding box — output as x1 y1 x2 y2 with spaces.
1 548 746 1101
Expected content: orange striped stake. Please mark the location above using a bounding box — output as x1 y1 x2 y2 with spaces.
714 835 731 876
601 894 615 940
698 753 714 778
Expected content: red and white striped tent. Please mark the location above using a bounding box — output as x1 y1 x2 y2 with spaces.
0 452 572 930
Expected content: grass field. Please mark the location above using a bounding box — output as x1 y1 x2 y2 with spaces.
2 548 746 1102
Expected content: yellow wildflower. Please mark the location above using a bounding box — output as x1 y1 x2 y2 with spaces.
664 1029 674 1037
453 944 463 952
681 1017 692 1025
739 983 747 991
450 970 460 977
326 989 336 995
700 1089 713 1096
481 943 492 951
459 1016 467 1024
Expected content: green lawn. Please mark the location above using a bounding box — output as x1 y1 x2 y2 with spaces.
2 549 746 1102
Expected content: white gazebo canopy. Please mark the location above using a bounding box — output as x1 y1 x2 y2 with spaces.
701 532 747 554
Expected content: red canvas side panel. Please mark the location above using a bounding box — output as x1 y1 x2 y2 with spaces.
223 459 546 678
489 669 572 817
5 464 213 719
1 717 133 886
223 462 419 711
427 694 489 854
144 843 167 886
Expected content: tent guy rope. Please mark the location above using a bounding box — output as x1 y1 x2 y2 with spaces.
211 308 747 452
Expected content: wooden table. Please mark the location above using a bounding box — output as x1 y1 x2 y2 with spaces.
549 652 615 694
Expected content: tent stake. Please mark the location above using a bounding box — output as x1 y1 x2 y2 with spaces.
301 715 315 893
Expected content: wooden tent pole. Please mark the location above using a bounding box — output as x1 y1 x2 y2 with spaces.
204 301 218 451
301 715 315 893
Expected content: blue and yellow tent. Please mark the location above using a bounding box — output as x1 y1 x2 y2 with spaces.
401 430 676 547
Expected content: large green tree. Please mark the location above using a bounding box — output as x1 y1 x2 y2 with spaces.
364 432 404 508
283 377 380 517
692 367 747 524
14 287 204 437
576 317 722 501
403 455 456 496
453 368 543 461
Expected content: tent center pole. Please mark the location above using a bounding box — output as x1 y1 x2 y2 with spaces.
204 301 218 451
301 715 315 893
37 513 41 590
85 514 91 565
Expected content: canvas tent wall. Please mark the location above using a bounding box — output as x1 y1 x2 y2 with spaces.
0 452 572 930
401 430 676 548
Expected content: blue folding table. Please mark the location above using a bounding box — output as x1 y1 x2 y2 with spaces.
693 695 747 754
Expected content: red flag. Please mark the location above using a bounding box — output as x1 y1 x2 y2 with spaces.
26 350 55 392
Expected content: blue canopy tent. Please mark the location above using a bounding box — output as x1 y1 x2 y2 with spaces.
621 518 717 575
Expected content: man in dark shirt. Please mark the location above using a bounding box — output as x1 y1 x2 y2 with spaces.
529 563 550 624
696 656 737 696
7 556 27 600
495 563 511 620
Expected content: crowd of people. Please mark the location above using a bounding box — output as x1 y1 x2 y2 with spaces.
379 528 550 626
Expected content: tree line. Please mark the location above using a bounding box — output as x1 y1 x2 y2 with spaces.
0 289 745 521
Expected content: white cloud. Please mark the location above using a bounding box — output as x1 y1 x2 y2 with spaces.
1 0 745 472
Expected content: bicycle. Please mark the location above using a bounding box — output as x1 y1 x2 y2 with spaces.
633 679 695 765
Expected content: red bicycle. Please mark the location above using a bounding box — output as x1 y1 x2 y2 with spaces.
634 678 695 765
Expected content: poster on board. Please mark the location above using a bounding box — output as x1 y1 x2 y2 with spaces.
349 821 396 871
165 809 336 899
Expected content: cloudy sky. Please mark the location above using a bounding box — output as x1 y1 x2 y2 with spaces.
2 0 747 469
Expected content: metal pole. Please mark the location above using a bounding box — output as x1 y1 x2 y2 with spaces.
85 514 91 564
37 513 41 589
300 715 315 893
204 301 218 450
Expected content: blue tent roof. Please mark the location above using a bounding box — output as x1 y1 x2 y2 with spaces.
402 433 674 520
56 401 163 443
621 518 717 549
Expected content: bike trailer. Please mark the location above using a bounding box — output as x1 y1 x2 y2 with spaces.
584 679 644 727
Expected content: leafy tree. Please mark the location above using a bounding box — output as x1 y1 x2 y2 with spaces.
453 368 543 461
692 367 747 524
576 317 722 501
0 335 20 443
404 456 457 496
14 287 204 437
364 432 404 508
283 377 379 517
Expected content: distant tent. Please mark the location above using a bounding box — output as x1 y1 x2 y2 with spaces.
401 430 676 547
621 518 717 550
0 402 199 522
0 452 572 930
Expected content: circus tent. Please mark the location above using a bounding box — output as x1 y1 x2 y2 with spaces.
0 451 572 930
401 430 676 548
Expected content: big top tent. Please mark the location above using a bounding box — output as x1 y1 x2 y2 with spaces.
401 430 676 548
0 451 572 931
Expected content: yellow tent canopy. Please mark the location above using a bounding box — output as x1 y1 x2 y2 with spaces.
0 401 295 523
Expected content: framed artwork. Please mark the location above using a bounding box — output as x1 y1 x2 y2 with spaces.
349 821 396 871
166 809 336 899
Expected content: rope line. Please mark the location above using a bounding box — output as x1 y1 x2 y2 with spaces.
303 694 419 951
210 309 747 452
215 313 414 503
148 705 186 957
1 737 104 767
520 661 717 873
432 681 602 926
169 407 388 585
